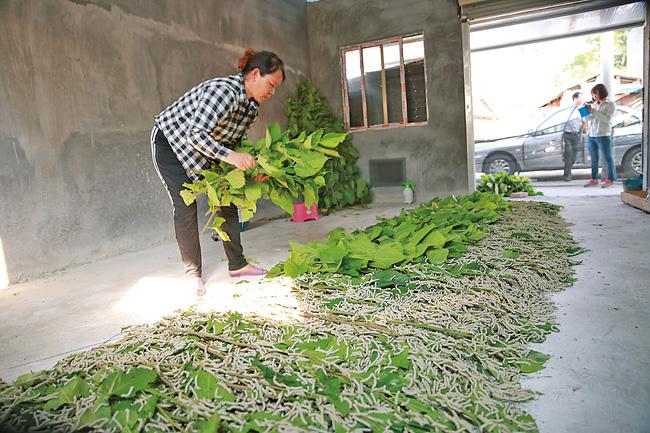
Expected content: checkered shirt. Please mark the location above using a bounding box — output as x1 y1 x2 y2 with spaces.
155 74 259 181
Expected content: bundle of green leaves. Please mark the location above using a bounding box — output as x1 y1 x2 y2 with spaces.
477 172 544 197
180 123 347 241
268 192 510 281
286 81 371 211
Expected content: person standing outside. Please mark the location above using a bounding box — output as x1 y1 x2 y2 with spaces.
562 92 586 182
151 49 285 295
584 83 617 188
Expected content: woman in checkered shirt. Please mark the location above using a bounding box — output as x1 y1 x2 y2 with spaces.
151 49 284 295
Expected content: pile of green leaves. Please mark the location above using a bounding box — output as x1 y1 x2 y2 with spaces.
286 81 371 212
268 192 510 280
181 123 347 240
477 173 544 197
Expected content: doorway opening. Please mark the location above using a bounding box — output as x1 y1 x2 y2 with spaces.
462 1 647 186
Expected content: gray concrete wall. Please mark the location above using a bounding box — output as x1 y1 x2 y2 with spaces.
306 0 469 200
0 0 309 284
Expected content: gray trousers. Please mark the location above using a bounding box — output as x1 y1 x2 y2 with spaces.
151 126 247 277
562 132 581 180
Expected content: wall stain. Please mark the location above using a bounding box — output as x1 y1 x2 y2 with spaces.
67 0 113 14
0 136 35 191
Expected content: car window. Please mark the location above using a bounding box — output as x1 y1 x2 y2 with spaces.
612 109 640 129
534 107 574 136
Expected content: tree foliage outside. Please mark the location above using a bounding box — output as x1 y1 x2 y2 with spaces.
613 30 628 71
557 30 629 86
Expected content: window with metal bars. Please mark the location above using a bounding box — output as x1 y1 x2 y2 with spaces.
341 33 428 131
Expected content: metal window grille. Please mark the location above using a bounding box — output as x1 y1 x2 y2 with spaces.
340 33 429 132
369 158 406 187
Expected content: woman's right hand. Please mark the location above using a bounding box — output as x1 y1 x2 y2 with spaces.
223 151 256 170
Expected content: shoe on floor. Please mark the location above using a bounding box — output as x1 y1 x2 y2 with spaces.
228 264 267 278
584 179 599 187
601 179 613 188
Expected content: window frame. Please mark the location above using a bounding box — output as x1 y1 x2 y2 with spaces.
612 109 641 129
340 32 429 132
533 107 572 137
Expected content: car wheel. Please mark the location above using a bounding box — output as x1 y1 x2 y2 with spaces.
620 146 642 178
483 153 518 175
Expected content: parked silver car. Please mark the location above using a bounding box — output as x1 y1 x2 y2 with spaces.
475 105 643 177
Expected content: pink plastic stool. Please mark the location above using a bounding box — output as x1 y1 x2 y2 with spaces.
290 202 319 222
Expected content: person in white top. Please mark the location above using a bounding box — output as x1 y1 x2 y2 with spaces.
584 83 617 188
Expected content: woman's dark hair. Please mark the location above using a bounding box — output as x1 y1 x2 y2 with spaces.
591 83 608 99
239 49 285 81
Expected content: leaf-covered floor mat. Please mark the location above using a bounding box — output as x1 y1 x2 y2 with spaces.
0 200 581 433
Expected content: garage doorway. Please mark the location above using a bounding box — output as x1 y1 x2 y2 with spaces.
460 1 648 187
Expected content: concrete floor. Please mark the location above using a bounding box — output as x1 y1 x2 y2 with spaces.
521 178 650 433
1 176 648 433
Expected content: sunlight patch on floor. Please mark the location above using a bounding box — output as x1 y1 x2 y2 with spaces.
112 276 196 323
113 274 303 325
197 276 303 323
0 238 9 290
